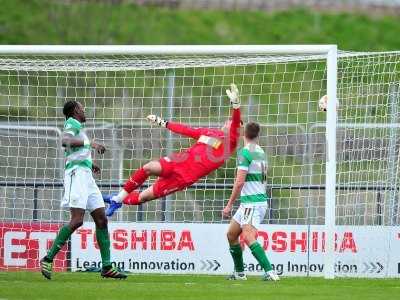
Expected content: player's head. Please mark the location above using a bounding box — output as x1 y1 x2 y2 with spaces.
63 100 86 123
244 122 260 141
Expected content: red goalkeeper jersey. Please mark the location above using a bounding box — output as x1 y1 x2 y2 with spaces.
164 108 241 183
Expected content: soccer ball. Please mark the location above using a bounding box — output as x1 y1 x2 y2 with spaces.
318 95 328 111
318 95 339 111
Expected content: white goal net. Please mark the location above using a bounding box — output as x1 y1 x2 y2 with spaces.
0 47 399 275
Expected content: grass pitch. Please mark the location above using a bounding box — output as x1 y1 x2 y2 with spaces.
0 272 397 300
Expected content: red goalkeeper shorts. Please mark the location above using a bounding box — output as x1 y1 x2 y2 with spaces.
153 157 193 198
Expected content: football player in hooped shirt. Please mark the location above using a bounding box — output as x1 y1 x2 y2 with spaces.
40 100 126 280
104 84 242 216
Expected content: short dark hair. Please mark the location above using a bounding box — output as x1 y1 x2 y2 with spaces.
63 100 79 119
244 122 260 140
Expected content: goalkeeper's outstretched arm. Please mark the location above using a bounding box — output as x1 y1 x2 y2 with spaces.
226 83 241 149
146 84 241 140
167 122 204 139
146 114 202 139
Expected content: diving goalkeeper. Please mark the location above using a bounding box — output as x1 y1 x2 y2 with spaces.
104 83 242 216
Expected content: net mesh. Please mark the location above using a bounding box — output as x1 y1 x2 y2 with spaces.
0 50 399 228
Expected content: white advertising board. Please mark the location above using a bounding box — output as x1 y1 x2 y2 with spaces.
70 223 400 277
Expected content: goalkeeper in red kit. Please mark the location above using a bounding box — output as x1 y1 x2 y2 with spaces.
104 84 242 216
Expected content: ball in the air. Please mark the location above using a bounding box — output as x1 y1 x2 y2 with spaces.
318 95 329 111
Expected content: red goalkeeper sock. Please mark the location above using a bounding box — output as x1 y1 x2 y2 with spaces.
123 191 141 205
123 168 148 193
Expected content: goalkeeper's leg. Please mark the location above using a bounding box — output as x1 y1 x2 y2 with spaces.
106 160 163 204
104 160 163 216
114 173 190 210
124 161 162 193
122 186 156 205
123 174 189 205
105 184 161 216
105 169 191 217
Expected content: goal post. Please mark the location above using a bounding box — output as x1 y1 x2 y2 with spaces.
0 45 338 277
325 45 338 279
9 45 400 278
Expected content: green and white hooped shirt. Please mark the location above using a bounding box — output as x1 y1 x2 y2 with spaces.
237 143 268 206
63 117 92 172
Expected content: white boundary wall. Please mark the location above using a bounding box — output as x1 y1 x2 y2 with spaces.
68 222 400 278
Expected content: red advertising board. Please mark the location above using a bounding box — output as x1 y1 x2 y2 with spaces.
0 222 68 271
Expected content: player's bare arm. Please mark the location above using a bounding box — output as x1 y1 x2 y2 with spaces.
91 140 106 154
147 114 202 139
222 169 247 218
62 133 106 154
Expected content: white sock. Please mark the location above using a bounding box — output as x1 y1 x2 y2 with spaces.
114 189 128 203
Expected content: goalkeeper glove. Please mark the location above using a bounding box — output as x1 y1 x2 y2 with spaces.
146 114 168 128
226 83 240 109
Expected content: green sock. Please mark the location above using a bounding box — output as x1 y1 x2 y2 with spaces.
229 244 244 273
47 225 72 261
249 242 272 272
96 227 111 268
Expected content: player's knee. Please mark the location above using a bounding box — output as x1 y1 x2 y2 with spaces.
226 231 238 243
142 163 151 174
143 161 162 176
69 220 83 231
96 216 108 229
241 227 256 245
143 162 155 175
139 192 155 204
243 235 253 246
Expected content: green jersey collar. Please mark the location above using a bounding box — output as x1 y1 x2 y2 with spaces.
65 117 84 129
